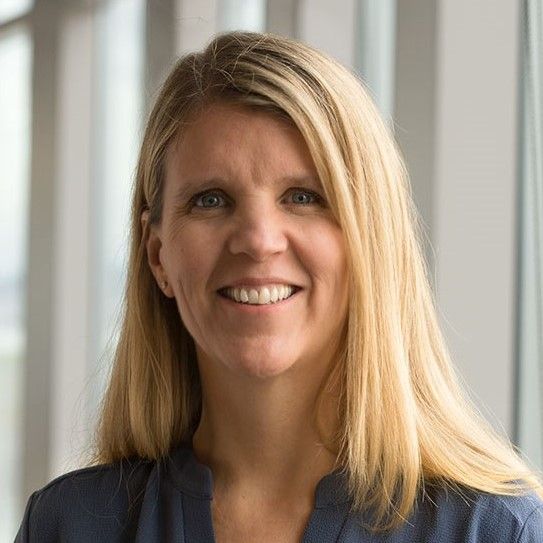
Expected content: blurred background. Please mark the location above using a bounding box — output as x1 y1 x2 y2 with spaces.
1 0 542 539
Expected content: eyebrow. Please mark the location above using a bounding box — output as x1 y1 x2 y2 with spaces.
172 175 322 202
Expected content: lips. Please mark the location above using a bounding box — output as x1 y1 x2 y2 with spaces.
215 277 303 306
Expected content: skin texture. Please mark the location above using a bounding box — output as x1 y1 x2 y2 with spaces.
142 102 349 541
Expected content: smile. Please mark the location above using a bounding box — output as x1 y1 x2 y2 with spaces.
218 284 301 305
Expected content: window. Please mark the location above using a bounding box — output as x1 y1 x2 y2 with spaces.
516 0 543 470
0 20 32 542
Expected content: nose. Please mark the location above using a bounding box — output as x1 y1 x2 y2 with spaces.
226 202 289 262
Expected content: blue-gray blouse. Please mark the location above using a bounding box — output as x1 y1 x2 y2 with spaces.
14 443 543 542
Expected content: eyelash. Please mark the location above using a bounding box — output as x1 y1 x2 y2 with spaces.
187 188 325 210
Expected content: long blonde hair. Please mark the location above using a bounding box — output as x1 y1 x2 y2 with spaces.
90 31 543 532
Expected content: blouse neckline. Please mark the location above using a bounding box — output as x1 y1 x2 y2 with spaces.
165 442 351 508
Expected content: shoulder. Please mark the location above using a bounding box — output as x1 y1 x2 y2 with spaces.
414 483 543 542
342 483 543 542
15 456 155 543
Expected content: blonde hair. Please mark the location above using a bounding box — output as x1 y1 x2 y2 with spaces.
90 31 543 533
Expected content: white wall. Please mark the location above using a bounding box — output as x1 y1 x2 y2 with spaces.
395 0 521 438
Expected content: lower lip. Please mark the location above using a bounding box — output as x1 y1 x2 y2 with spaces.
217 289 302 312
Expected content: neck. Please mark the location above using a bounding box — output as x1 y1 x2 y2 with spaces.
191 352 341 504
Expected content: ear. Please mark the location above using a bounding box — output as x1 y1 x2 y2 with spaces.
141 209 173 298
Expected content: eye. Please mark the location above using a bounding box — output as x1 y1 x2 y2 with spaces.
190 190 227 209
286 188 324 206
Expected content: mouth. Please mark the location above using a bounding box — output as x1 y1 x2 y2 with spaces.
217 285 302 306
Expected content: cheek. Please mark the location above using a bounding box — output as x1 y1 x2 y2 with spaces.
165 228 222 294
304 224 348 283
315 228 349 323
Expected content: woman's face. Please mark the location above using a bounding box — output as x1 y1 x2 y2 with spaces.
145 102 349 379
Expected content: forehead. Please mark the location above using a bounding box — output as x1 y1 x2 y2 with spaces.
166 102 317 182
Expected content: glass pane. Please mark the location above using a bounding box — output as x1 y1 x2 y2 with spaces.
0 26 31 541
89 0 144 408
0 0 33 25
517 0 543 469
218 0 266 31
355 0 397 124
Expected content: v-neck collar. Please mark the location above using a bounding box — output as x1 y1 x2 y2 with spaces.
165 441 352 508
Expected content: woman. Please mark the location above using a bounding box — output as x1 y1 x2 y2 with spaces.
16 31 543 542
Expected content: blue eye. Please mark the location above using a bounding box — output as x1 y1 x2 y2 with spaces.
193 191 226 208
288 189 321 205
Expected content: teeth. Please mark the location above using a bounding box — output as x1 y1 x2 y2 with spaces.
258 288 270 304
223 284 295 305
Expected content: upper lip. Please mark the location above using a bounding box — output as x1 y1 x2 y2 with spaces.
218 277 302 290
